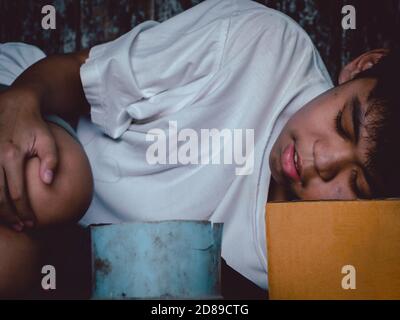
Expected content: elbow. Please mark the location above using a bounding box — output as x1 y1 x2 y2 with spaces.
26 123 94 228
26 155 93 228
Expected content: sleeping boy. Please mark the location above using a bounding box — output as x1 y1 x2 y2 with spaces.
0 0 398 296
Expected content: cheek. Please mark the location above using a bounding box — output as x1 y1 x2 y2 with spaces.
288 89 342 137
290 107 326 136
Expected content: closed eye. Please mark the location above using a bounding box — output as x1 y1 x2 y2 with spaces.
334 110 348 139
350 169 371 199
349 169 362 198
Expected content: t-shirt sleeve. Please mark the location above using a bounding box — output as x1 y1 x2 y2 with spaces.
0 42 46 86
80 0 237 138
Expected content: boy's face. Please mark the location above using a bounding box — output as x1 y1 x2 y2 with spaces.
269 78 381 200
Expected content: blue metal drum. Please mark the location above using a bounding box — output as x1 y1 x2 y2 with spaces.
90 220 223 299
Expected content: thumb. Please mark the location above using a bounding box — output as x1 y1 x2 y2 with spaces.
36 134 59 185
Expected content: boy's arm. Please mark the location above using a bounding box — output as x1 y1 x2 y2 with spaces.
0 49 90 230
11 49 90 123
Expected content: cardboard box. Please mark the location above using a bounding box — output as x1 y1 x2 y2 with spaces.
266 199 400 300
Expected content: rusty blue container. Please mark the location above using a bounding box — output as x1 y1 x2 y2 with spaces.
90 220 223 299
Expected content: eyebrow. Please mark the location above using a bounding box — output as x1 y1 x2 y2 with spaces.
350 95 377 198
351 96 362 145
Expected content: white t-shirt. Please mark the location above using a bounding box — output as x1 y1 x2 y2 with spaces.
78 0 333 289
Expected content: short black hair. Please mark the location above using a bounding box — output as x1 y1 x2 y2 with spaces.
353 49 400 198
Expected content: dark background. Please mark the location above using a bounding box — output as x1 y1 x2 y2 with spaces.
0 0 400 82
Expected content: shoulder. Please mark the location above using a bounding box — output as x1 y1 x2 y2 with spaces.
230 2 331 80
229 1 315 48
222 2 321 67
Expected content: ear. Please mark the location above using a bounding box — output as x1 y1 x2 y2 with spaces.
338 48 390 85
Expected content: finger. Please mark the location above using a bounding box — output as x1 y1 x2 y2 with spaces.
35 129 59 185
3 145 36 225
0 168 24 231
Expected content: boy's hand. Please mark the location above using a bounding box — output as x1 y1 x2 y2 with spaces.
0 87 58 231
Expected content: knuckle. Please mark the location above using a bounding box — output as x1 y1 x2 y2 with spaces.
38 132 54 146
10 191 22 203
3 144 20 160
37 134 50 145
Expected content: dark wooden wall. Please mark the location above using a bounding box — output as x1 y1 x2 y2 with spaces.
1 0 399 82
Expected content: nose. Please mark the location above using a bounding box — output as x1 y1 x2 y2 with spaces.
313 139 356 181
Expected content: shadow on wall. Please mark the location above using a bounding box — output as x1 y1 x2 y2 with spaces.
0 0 399 84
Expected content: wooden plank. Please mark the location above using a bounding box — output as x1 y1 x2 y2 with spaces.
340 0 400 66
0 0 399 78
79 0 153 49
0 0 79 54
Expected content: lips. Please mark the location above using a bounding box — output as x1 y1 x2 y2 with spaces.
281 142 301 183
